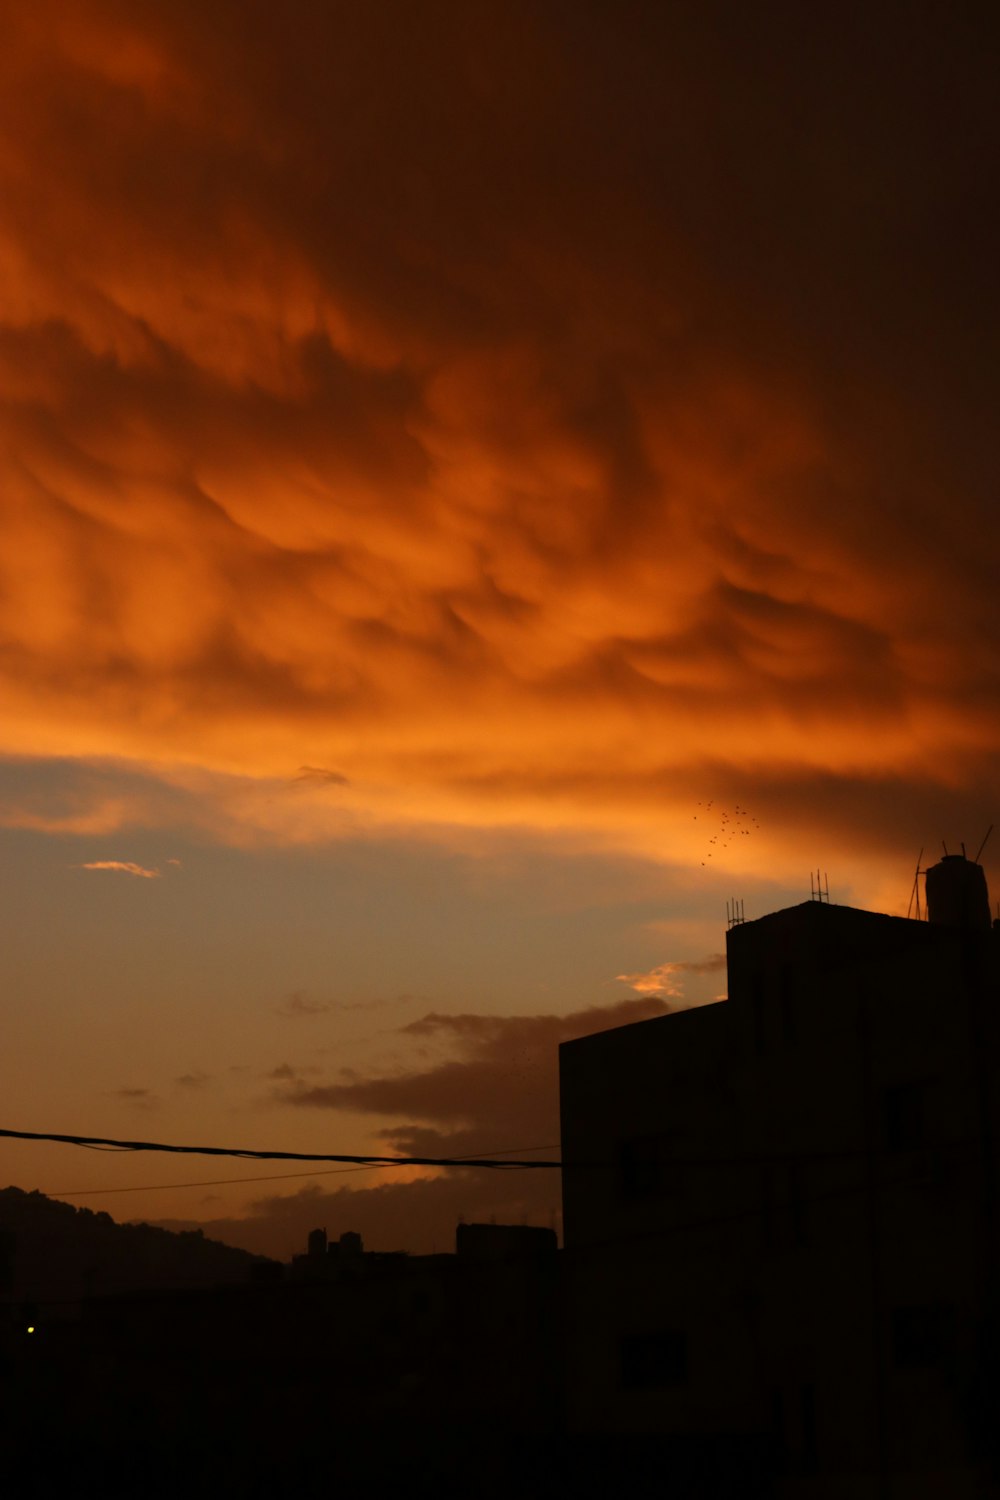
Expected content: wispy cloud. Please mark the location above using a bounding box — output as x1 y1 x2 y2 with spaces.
275 990 331 1019
267 1062 322 1085
294 767 349 787
174 1071 210 1089
275 989 416 1019
615 963 685 997
677 953 727 975
616 953 727 998
78 860 161 879
111 1087 159 1109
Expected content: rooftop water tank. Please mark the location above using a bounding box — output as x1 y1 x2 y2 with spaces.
924 853 991 931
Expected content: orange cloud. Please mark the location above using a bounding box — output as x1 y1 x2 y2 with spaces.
78 860 161 879
615 964 685 998
0 1 994 900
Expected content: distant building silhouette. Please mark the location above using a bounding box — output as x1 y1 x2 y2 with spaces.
2 1217 564 1485
560 854 1000 1493
291 1227 367 1279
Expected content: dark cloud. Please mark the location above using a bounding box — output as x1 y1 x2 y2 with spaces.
267 1063 308 1083
111 1087 158 1109
275 990 331 1019
277 997 669 1146
677 954 726 976
158 1000 689 1255
275 989 416 1020
174 1071 210 1089
293 767 349 787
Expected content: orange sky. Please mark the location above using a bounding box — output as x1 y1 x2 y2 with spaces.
0 1 997 1255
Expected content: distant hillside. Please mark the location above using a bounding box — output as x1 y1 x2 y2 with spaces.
0 1187 267 1304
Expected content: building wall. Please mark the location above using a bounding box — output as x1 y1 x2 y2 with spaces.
560 902 1000 1494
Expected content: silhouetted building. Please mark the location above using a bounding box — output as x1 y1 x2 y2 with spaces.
560 855 1000 1495
338 1229 363 1259
291 1227 367 1279
2 1219 565 1486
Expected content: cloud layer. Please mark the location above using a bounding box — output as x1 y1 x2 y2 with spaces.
279 996 667 1145
161 994 669 1255
0 2 997 875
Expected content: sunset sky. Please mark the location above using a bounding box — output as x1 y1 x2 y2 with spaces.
1 0 997 1257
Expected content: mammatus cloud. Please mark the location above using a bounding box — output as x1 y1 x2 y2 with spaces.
78 860 161 879
0 4 994 883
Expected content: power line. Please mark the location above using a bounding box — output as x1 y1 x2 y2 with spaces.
54 1164 390 1197
0 1126 563 1171
5 1123 988 1183
48 1144 563 1199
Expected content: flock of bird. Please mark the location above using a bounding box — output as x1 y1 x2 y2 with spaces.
694 801 760 864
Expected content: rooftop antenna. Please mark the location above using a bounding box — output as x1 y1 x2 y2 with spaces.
942 841 949 856
907 847 924 921
810 869 831 904
974 825 994 864
726 898 745 929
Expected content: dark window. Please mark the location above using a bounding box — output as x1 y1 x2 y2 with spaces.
892 1304 954 1367
884 1080 927 1151
621 1330 687 1389
617 1134 676 1199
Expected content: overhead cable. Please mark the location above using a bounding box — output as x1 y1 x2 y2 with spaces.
51 1144 563 1198
0 1125 563 1170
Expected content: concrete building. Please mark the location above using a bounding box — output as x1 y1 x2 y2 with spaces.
559 855 1000 1497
